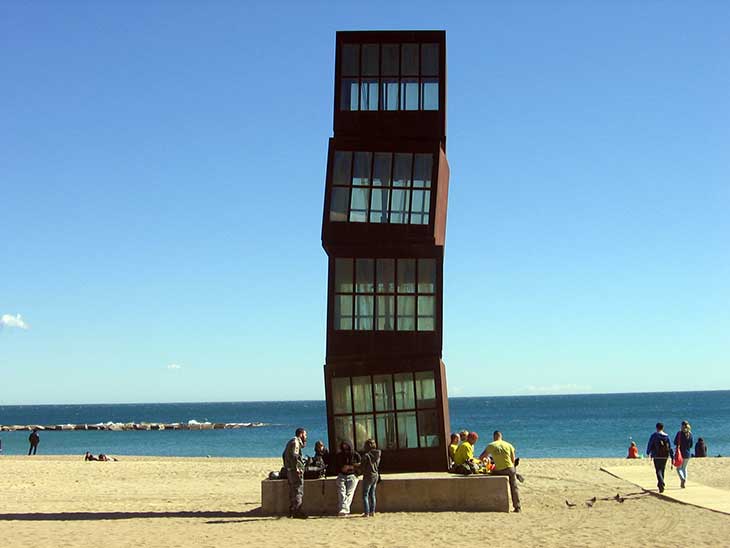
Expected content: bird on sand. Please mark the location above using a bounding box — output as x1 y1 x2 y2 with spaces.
565 500 577 508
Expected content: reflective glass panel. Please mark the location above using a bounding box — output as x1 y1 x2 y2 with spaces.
373 374 394 411
372 153 392 187
417 409 440 448
361 44 379 76
360 79 379 111
352 376 373 413
394 373 415 409
355 415 375 451
415 371 436 408
330 187 349 222
334 295 353 330
376 259 395 293
334 415 354 448
410 189 430 225
401 79 419 110
417 296 435 331
397 259 416 293
369 189 389 223
382 80 399 110
376 413 397 450
413 154 433 188
340 78 359 111
381 44 399 76
334 258 353 292
417 259 436 293
390 189 409 224
422 79 439 110
376 295 394 331
349 188 369 222
332 151 352 186
397 411 418 448
355 259 374 293
352 152 372 186
355 295 374 330
401 43 419 76
397 296 415 331
341 44 360 76
392 154 412 187
332 377 352 414
421 43 439 76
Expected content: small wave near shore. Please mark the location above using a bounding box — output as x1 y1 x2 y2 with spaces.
0 420 269 432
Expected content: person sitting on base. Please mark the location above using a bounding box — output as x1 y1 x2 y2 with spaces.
480 430 522 513
452 432 481 474
448 433 460 469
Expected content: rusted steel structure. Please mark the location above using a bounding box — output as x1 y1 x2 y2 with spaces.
321 30 450 472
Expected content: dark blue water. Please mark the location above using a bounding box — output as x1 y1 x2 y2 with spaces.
1 391 728 458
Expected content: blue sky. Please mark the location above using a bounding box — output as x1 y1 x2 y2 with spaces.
1 1 728 404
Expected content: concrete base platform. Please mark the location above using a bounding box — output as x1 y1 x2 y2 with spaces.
262 473 510 515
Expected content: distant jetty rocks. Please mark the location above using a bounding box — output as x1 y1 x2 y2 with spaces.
0 420 268 432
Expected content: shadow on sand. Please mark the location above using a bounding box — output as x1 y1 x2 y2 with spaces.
0 508 266 522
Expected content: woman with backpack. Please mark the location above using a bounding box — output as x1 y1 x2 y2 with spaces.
674 420 694 488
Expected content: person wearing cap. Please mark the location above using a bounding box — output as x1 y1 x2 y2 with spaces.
480 430 521 513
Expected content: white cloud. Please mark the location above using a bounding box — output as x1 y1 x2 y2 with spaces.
0 313 29 330
167 363 182 370
524 383 592 395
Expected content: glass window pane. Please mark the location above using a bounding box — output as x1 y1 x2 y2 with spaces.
334 258 353 292
415 371 436 408
397 296 415 331
401 79 419 110
355 258 374 292
421 43 439 76
360 79 379 111
376 295 394 331
381 44 399 76
334 295 353 330
376 413 397 450
352 152 372 186
394 372 415 410
397 259 416 293
417 259 436 293
401 43 419 76
410 189 430 225
369 189 390 223
355 295 374 330
330 187 349 222
355 415 375 452
390 189 409 224
417 409 441 448
349 187 369 222
332 377 352 414
397 411 418 448
361 44 379 76
382 79 399 110
413 154 432 188
372 153 392 187
352 376 373 413
373 375 394 411
334 415 354 448
417 296 435 331
392 153 412 187
422 79 439 110
333 151 352 186
341 44 359 76
376 259 395 293
340 78 359 111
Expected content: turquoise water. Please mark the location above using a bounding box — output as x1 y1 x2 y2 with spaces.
1 391 728 458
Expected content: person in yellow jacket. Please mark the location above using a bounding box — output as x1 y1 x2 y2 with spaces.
448 433 460 466
453 432 479 465
480 430 521 513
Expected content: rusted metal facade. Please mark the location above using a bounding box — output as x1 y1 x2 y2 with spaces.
321 31 450 472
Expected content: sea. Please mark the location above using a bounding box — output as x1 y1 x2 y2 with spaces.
1 391 728 459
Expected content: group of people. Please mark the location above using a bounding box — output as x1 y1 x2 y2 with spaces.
282 428 382 519
84 451 117 461
448 429 522 513
645 420 699 493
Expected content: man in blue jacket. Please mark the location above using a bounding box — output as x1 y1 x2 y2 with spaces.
646 422 674 493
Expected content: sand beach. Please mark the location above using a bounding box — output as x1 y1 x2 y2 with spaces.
2 455 729 547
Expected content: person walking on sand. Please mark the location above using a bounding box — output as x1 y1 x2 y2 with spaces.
646 422 673 493
282 427 308 519
480 430 521 513
28 429 40 455
674 420 693 488
335 440 361 516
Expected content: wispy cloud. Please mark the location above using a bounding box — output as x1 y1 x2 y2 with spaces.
167 363 182 370
524 383 592 395
1 313 30 330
